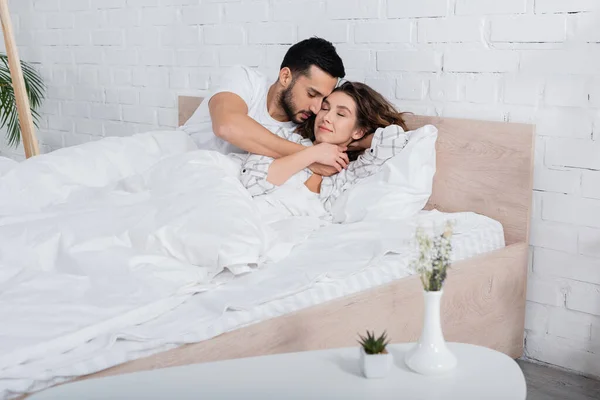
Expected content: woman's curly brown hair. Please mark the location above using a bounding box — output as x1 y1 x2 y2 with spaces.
296 81 409 161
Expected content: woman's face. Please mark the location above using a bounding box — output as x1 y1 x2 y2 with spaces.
313 91 365 145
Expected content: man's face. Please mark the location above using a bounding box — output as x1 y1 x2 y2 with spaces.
279 65 338 124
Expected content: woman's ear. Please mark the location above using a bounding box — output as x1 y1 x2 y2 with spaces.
351 128 368 141
278 67 293 88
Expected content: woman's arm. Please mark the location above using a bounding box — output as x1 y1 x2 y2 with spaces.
319 125 409 211
304 174 323 193
267 143 349 186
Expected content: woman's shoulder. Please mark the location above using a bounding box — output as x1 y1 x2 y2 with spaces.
371 124 407 144
374 124 405 136
361 124 409 160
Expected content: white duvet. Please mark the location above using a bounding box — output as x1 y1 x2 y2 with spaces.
0 131 319 395
0 157 16 177
0 126 444 398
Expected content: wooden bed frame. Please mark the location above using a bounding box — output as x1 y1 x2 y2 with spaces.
78 96 535 382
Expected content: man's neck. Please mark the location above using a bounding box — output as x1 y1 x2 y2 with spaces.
266 83 291 123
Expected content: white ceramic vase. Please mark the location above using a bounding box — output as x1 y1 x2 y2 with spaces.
360 347 392 379
404 289 457 375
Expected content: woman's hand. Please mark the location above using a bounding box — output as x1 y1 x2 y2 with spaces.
310 143 349 172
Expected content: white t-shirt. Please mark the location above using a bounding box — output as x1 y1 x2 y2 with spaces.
179 65 297 155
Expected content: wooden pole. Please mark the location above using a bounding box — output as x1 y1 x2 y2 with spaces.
0 0 39 158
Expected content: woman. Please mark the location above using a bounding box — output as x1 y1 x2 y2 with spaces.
240 81 410 211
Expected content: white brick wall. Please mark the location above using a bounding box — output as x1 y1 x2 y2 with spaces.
355 21 412 43
444 50 519 73
326 0 379 20
544 76 589 107
490 15 566 43
418 17 482 43
583 171 600 200
547 308 595 341
535 0 600 14
535 108 592 139
546 139 600 169
224 2 268 23
530 220 578 253
299 22 349 44
465 75 499 103
520 49 600 75
3 0 600 380
579 227 600 257
387 0 448 18
377 51 441 72
456 0 527 15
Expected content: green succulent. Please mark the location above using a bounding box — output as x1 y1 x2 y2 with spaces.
357 330 390 355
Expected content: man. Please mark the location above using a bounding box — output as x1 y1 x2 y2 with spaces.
180 37 346 176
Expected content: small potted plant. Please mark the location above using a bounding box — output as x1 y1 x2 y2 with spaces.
357 330 392 379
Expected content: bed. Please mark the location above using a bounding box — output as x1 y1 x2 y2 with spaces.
74 96 534 380
4 96 534 399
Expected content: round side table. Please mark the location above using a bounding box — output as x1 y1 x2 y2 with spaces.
29 342 527 399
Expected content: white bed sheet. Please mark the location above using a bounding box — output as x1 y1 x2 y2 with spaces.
0 128 502 399
3 209 504 399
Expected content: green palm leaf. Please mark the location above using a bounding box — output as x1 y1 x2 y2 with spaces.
0 53 45 148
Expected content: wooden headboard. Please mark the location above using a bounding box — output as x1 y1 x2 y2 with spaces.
178 96 534 246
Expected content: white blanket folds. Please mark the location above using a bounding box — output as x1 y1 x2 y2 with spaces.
0 126 449 398
0 131 330 396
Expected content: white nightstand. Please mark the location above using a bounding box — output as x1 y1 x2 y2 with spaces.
29 342 526 399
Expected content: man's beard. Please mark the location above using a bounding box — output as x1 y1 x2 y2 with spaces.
279 83 306 124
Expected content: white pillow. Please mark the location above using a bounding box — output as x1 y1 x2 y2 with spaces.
330 124 437 223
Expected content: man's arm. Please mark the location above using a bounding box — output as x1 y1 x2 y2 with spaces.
209 92 304 159
209 91 344 176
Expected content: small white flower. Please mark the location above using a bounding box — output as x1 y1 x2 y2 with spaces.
411 220 454 292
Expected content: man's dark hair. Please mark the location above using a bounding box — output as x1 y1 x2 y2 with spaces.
280 37 345 79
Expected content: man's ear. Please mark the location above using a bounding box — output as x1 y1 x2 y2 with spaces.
278 67 293 88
